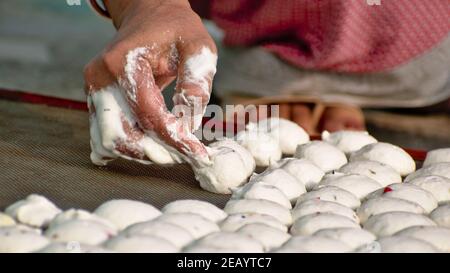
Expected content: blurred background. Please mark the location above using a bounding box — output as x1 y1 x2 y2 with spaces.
0 0 448 149
0 0 114 101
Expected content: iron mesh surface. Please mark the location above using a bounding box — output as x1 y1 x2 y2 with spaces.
0 100 229 210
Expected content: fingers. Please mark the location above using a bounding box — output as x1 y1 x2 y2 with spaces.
122 48 209 161
85 48 156 165
89 87 179 165
89 87 154 164
174 43 217 132
86 43 212 164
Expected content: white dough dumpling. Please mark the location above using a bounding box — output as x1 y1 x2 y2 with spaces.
365 183 438 213
363 212 436 237
157 213 219 239
395 226 450 252
94 199 161 230
122 220 194 248
253 117 310 155
350 142 415 176
209 139 255 175
290 213 360 236
220 213 287 232
231 182 292 209
292 199 359 223
406 175 450 204
0 227 50 253
224 199 292 226
295 186 361 210
183 232 264 253
322 130 377 155
49 209 117 231
430 205 450 228
339 160 402 187
0 224 42 235
313 228 376 249
235 130 282 167
423 148 450 166
237 223 291 251
45 220 117 245
193 139 255 194
317 173 382 199
275 236 352 253
357 197 426 224
378 236 439 253
5 194 61 228
250 169 306 203
404 162 450 182
295 141 347 173
162 200 227 223
269 158 324 191
104 234 178 253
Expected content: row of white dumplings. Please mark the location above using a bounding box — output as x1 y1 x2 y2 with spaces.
0 197 228 253
1 129 450 252
223 127 450 253
1 188 449 253
205 118 414 195
0 196 297 253
182 117 448 195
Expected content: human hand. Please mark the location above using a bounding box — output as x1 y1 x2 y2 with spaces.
84 0 217 165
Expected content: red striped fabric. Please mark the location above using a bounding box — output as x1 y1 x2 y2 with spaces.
191 0 450 73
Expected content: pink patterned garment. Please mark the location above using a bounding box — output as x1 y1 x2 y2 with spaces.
190 0 450 73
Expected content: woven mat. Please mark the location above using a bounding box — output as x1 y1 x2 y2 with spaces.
0 100 229 211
